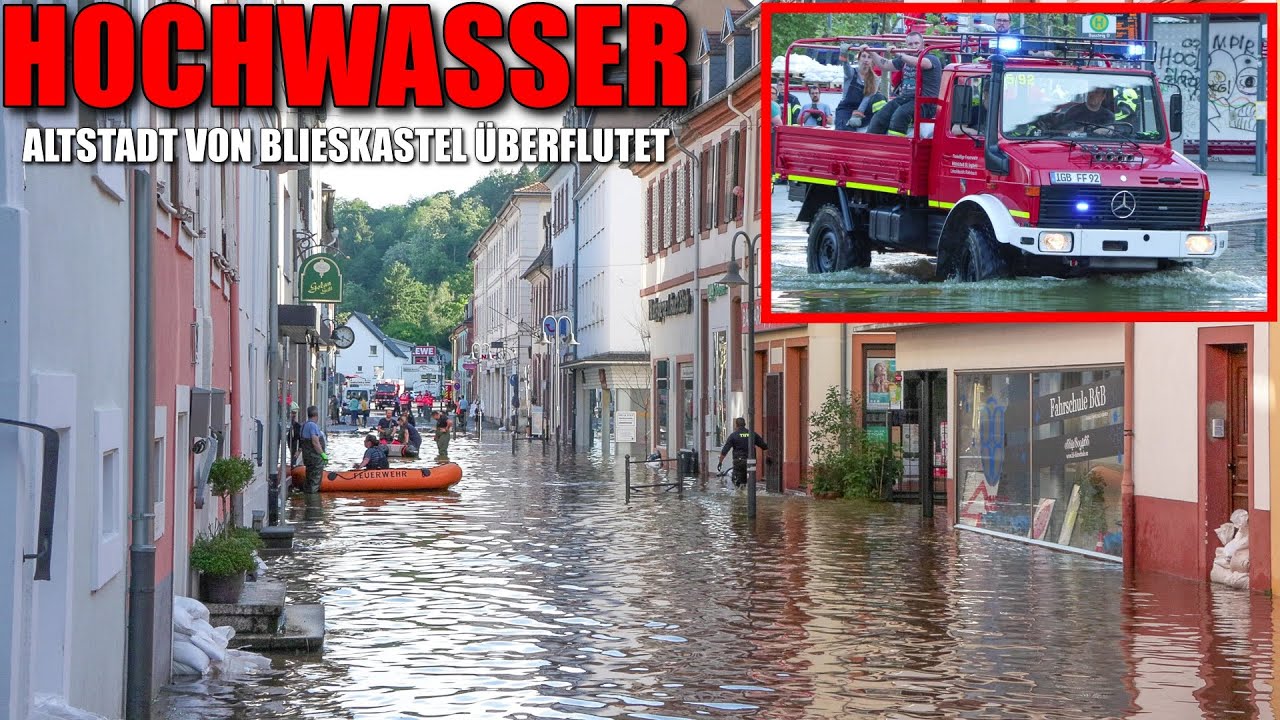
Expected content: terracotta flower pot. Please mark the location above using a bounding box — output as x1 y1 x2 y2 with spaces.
201 571 246 604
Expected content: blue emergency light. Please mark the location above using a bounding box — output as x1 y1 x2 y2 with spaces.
1126 44 1145 57
1076 201 1090 212
996 37 1020 52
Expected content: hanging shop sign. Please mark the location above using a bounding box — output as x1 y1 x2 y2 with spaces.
298 253 343 303
706 283 727 301
648 288 693 322
413 345 437 364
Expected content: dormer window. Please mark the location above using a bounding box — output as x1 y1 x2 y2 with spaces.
752 27 759 65
726 38 735 83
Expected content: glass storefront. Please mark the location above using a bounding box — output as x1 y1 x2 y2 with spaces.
679 362 695 450
712 332 728 447
655 361 669 449
956 367 1124 557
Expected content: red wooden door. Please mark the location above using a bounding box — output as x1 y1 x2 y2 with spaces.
1228 349 1249 514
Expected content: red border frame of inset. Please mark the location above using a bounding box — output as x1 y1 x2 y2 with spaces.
759 2 1277 324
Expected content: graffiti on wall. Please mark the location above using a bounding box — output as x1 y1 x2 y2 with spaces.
1155 21 1262 151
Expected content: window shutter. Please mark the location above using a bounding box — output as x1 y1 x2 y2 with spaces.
645 183 654 255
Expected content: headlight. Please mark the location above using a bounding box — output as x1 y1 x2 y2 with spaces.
1185 234 1215 255
1038 232 1073 253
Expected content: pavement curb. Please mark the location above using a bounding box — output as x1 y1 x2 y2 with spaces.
1208 211 1268 229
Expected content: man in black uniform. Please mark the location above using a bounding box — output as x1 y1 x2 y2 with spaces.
717 417 768 488
1060 87 1116 133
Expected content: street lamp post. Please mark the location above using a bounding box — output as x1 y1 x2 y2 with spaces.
541 314 578 466
721 233 757 517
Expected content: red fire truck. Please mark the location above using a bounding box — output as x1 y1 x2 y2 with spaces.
775 34 1226 282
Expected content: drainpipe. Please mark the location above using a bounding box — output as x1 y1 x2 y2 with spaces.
1122 322 1136 575
571 161 581 448
266 168 282 525
672 125 702 471
125 168 156 720
840 323 848 399
725 78 757 465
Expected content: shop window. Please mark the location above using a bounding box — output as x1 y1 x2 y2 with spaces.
713 331 728 446
680 363 695 450
955 368 1124 558
656 361 669 448
955 372 1033 538
1031 368 1125 555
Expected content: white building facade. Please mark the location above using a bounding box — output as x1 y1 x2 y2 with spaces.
567 162 652 454
469 183 551 428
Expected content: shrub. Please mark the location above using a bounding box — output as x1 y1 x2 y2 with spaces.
208 456 255 498
807 387 902 500
190 531 257 576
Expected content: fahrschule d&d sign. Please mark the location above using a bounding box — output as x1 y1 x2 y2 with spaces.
648 288 693 322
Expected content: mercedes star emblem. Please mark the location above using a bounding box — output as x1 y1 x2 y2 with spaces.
1110 191 1136 219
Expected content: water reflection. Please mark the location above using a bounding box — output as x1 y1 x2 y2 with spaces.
154 431 1274 719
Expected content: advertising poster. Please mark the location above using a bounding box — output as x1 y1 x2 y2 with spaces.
867 358 901 410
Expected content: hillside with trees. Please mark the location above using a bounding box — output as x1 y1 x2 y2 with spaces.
333 167 540 347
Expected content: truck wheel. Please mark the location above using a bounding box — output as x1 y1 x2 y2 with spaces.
953 220 1011 282
806 204 869 273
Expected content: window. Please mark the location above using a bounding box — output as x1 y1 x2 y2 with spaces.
752 27 760 65
370 345 378 356
152 406 167 541
95 407 125 591
675 162 688 242
656 360 669 448
657 175 667 249
954 368 1124 558
649 181 659 253
716 140 729 225
729 130 743 221
949 76 987 138
357 365 363 372
665 171 676 247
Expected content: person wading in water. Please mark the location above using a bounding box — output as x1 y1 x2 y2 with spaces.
717 417 768 489
299 405 328 494
432 410 453 461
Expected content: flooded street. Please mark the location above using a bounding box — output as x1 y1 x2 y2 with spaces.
768 186 1269 314
156 430 1275 719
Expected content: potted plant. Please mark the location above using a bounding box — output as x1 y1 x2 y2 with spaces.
192 456 260 603
191 528 261 603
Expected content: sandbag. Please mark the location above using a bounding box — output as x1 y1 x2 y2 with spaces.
31 694 112 720
220 648 274 678
1210 564 1250 589
190 618 217 640
1215 522 1236 547
214 625 236 643
171 660 201 677
174 595 210 624
191 631 227 664
173 640 211 674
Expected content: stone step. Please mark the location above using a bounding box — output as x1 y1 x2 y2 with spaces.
258 524 295 550
228 604 326 652
205 581 286 634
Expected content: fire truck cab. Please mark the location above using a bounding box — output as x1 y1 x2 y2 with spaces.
774 33 1226 282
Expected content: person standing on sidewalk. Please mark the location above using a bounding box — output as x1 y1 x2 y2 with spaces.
360 396 370 426
300 405 328 494
717 417 768 489
347 395 360 426
432 410 453 461
457 396 469 433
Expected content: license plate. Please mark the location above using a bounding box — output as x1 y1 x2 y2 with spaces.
1050 172 1102 185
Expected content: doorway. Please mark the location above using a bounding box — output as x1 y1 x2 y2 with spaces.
1198 327 1254 585
900 371 949 511
764 373 783 492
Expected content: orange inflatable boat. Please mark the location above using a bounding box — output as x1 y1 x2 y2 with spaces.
319 463 463 492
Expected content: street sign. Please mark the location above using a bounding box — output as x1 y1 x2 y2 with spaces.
543 316 557 338
615 411 637 442
1082 13 1116 38
462 361 477 371
298 253 343 303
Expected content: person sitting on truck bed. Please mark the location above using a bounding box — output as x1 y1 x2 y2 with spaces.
862 32 944 137
798 86 833 127
833 44 864 131
847 50 886 130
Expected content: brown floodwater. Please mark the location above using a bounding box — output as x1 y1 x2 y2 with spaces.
154 429 1275 719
